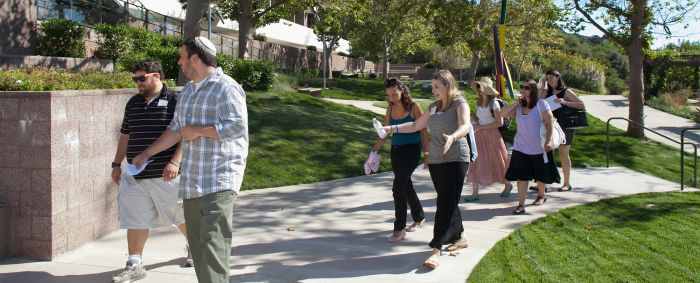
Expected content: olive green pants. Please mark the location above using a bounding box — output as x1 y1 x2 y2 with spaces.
183 190 235 283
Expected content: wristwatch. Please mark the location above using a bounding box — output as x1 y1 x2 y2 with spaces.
111 162 121 168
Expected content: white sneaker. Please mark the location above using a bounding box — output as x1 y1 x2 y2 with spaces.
112 262 146 283
182 246 194 268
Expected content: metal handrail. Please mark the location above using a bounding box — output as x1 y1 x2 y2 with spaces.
681 128 700 189
605 117 698 191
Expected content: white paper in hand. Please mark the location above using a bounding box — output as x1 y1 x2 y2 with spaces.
373 118 388 139
544 95 562 111
126 160 153 176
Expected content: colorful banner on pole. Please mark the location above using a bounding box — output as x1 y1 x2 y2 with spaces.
493 0 515 98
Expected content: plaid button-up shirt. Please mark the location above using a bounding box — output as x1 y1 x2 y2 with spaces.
168 67 249 199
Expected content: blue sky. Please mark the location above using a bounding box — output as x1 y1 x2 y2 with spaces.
558 1 700 49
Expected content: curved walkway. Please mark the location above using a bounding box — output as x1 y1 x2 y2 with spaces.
0 167 684 283
322 98 386 115
580 95 700 153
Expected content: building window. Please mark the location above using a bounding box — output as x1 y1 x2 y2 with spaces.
36 0 122 25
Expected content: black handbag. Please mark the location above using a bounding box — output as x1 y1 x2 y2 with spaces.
558 106 588 129
553 88 588 129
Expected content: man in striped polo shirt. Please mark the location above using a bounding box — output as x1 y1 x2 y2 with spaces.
110 61 192 283
133 37 248 283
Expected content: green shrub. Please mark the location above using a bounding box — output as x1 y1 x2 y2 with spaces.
646 89 696 120
161 35 183 48
94 24 180 78
128 27 162 52
217 55 275 91
37 19 85 58
545 51 606 94
0 69 133 91
145 46 180 79
94 24 133 61
117 52 149 73
605 70 627 94
295 68 320 85
0 69 176 91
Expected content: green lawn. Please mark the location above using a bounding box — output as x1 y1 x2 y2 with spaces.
242 83 391 190
326 78 696 186
244 76 696 191
307 78 435 101
469 191 700 282
566 114 696 186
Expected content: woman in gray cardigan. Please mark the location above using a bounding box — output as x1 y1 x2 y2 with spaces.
383 70 472 270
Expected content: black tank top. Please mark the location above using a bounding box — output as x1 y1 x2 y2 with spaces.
546 87 567 120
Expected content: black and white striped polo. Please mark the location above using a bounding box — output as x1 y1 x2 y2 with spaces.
120 86 178 179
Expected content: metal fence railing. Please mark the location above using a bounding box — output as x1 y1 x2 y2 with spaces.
33 0 375 73
605 117 698 191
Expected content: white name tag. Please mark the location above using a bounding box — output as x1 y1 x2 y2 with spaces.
157 99 168 107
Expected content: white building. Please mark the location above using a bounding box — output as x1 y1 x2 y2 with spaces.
131 0 351 54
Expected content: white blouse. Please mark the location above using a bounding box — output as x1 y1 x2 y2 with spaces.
476 101 500 125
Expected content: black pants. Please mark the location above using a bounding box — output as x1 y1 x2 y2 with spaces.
390 143 425 231
427 161 468 249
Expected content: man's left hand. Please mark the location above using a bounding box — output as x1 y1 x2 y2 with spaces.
181 127 201 141
163 162 179 182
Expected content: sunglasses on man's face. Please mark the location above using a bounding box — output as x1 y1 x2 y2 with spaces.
132 73 158 83
521 85 531 90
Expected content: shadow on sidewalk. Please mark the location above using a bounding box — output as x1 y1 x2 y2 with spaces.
0 258 184 283
230 250 433 282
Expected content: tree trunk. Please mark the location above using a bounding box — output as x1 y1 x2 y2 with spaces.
326 44 333 79
467 51 481 82
238 0 253 59
179 0 208 84
626 0 646 138
382 37 390 80
183 0 207 40
466 0 488 82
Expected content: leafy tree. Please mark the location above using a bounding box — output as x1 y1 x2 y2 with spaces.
220 0 316 58
568 0 697 137
347 0 433 79
312 0 361 81
182 0 315 58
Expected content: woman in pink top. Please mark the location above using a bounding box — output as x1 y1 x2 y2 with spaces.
465 77 512 201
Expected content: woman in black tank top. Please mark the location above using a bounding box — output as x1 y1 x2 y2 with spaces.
543 70 586 192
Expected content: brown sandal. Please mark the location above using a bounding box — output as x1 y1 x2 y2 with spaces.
445 238 468 252
513 205 526 215
406 219 425 232
532 196 547 206
423 253 440 269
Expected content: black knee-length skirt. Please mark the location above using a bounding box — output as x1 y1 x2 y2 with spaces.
505 150 561 184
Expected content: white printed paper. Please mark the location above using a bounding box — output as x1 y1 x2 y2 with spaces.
126 160 153 176
544 95 562 111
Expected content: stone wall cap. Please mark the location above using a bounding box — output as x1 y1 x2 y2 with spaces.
0 87 183 98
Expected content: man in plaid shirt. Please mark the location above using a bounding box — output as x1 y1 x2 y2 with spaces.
133 36 248 283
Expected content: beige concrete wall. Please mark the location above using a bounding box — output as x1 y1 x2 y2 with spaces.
0 89 136 259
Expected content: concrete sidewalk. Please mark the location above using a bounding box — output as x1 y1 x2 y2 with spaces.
581 95 700 152
0 167 684 283
322 98 386 115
